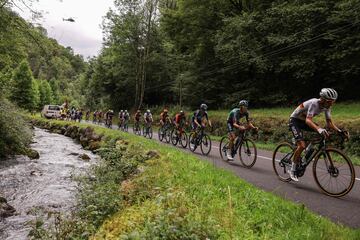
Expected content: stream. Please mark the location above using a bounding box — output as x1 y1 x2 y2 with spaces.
0 127 98 239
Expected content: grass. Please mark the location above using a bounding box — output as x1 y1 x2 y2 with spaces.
209 102 360 121
31 117 360 239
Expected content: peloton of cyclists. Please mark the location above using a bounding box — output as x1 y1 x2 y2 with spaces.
226 100 258 161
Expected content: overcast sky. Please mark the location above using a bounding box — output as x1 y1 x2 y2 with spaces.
17 0 114 58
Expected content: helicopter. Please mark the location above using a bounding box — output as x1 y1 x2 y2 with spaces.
62 17 75 22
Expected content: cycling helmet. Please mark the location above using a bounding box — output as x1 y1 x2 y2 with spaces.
320 88 338 100
239 100 249 107
137 110 141 113
180 110 184 115
125 110 128 113
147 109 151 113
120 110 123 112
164 109 168 113
200 103 208 110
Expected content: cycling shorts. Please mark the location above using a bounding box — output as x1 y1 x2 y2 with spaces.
289 117 314 141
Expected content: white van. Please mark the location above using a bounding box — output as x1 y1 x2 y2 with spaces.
41 105 61 119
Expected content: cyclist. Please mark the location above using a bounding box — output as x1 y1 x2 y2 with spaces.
160 109 170 127
124 110 130 128
97 111 103 124
288 88 345 181
134 110 142 130
85 110 90 121
105 109 114 127
93 110 97 123
118 110 124 128
226 100 258 161
144 109 153 125
144 109 153 134
191 103 212 131
174 110 187 130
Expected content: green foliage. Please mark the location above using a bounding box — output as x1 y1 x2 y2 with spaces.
10 60 37 110
0 97 32 159
38 80 54 107
80 0 360 110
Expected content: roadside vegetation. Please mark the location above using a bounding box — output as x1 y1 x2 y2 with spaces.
0 97 32 159
30 117 360 239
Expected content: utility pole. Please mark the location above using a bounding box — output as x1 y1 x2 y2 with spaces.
179 74 183 108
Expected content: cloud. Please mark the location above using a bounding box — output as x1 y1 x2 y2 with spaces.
16 0 114 58
48 23 102 57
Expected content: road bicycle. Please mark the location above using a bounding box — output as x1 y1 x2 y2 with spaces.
189 126 211 155
158 122 172 143
133 121 142 135
219 130 257 168
105 118 113 129
170 126 188 148
143 122 153 139
272 132 355 197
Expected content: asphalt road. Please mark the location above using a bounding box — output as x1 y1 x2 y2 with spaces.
94 122 360 228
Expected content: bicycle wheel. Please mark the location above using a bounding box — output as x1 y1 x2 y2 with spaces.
158 128 164 142
165 128 171 143
148 127 153 139
219 136 230 161
171 129 178 146
200 134 212 156
272 142 294 182
142 126 146 136
239 138 257 168
313 148 355 197
180 132 188 148
188 132 197 152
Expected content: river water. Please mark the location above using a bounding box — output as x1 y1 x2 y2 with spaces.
0 127 98 239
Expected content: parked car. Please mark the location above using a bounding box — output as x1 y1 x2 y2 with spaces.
41 105 61 119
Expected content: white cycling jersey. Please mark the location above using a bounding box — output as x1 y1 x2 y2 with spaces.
144 113 153 120
290 98 331 121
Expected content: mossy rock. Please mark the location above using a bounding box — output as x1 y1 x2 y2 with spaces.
26 148 40 159
89 141 101 152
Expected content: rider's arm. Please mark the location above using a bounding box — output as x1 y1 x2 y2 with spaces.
245 113 257 130
305 116 320 132
326 118 341 132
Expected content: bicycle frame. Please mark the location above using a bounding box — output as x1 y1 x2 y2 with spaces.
292 137 328 177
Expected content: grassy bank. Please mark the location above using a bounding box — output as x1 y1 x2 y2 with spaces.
30 117 360 239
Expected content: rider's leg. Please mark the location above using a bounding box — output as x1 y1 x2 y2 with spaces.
289 118 305 181
227 132 236 160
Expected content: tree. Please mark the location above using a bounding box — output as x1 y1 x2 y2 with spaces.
38 80 53 107
10 60 37 110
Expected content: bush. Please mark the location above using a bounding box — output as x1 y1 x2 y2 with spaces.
0 97 32 159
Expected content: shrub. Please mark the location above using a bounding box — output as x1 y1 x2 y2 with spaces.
0 97 32 159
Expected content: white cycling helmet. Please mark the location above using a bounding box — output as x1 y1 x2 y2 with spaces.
200 103 208 110
239 100 249 107
125 110 128 113
320 88 338 100
120 110 123 112
147 109 151 113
